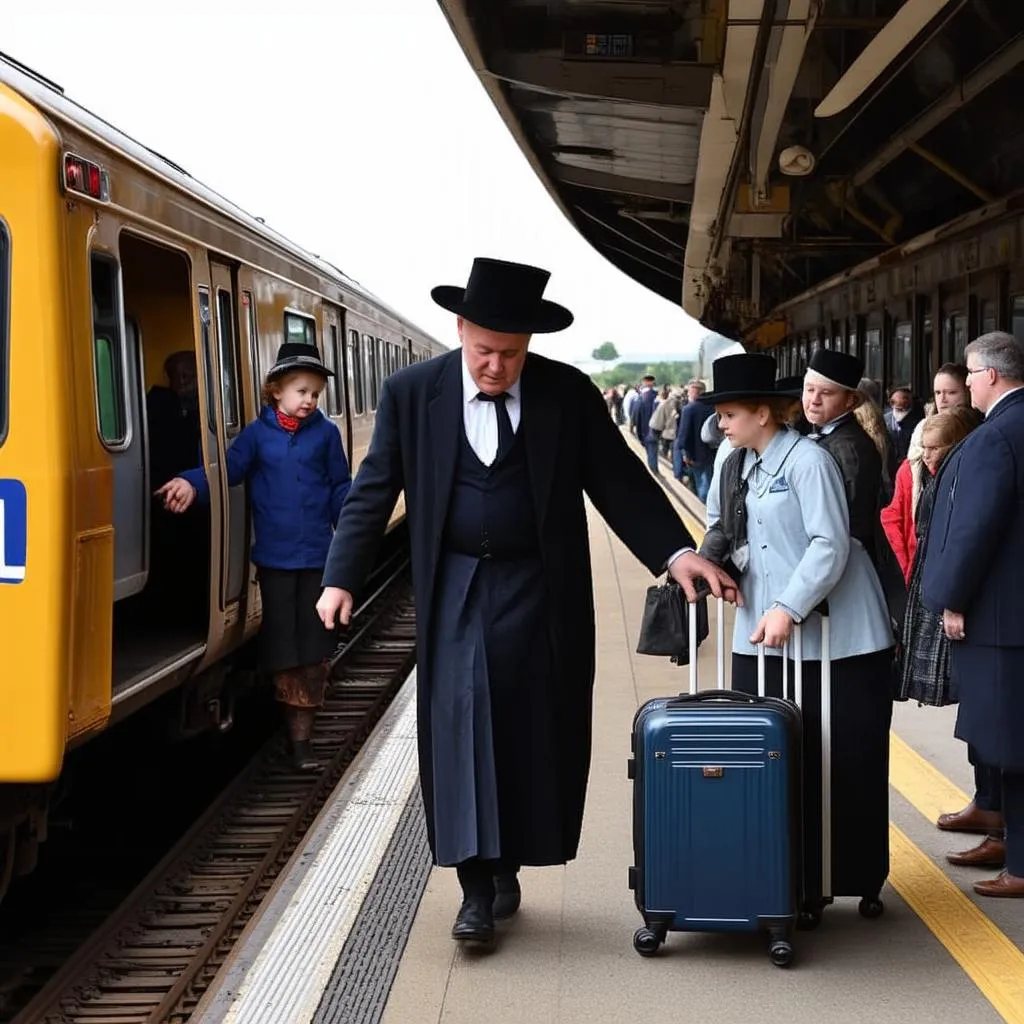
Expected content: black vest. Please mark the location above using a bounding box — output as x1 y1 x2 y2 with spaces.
442 422 538 560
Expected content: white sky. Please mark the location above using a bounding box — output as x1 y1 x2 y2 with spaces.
3 1 710 368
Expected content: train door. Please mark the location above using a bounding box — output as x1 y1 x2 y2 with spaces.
90 253 148 601
208 261 247 609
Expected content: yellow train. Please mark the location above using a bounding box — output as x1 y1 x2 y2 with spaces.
0 52 446 897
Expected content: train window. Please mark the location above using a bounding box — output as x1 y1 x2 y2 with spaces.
1012 297 1024 345
865 328 882 390
198 289 217 433
244 292 260 411
284 311 317 347
363 333 377 409
349 329 364 414
891 322 912 389
847 330 858 358
90 253 128 447
328 322 344 417
0 220 8 447
944 314 967 362
216 289 240 430
981 300 997 335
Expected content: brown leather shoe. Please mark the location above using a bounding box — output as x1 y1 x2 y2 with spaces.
973 871 1024 898
936 802 1004 835
947 837 1006 868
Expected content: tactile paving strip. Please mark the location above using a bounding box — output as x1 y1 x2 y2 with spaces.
313 787 432 1024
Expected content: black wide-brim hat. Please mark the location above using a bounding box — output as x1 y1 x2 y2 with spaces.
431 257 574 334
266 342 334 381
697 352 781 404
776 375 804 398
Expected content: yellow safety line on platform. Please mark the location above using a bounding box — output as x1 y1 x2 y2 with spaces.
889 732 970 824
889 824 1024 1024
626 432 1024 1019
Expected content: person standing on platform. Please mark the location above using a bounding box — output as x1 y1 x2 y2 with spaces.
922 331 1024 897
315 257 740 948
699 352 895 918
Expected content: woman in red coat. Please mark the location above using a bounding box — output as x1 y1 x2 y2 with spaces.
881 364 972 582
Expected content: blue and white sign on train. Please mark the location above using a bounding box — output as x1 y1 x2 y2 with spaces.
0 479 27 585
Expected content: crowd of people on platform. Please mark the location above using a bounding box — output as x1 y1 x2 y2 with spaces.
690 337 1024 902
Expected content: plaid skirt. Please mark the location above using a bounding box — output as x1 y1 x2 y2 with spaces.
896 552 956 706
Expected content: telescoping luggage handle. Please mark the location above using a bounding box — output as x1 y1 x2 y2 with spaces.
685 596 833 901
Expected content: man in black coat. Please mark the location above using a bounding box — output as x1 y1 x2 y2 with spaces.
316 258 739 948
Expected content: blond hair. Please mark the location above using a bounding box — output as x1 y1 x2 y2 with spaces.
854 399 890 465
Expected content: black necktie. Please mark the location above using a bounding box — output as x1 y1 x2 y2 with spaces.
477 391 514 462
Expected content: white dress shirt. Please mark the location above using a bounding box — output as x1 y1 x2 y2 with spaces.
460 354 690 570
461 355 522 466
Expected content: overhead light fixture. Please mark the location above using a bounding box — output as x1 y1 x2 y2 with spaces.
779 146 816 176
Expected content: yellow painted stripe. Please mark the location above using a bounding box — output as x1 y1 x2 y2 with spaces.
890 824 1024 1023
890 731 971 825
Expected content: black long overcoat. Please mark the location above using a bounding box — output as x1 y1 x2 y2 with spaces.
322 348 693 862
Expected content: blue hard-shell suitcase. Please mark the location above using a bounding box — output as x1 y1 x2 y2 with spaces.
628 597 810 967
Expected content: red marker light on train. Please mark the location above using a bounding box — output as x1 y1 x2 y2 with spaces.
62 152 110 202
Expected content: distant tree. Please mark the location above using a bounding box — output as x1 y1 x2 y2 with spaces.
591 342 620 367
589 360 699 391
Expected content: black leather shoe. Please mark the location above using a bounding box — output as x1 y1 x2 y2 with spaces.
451 897 494 946
493 872 521 920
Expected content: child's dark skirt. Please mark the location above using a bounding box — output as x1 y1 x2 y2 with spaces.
256 567 336 706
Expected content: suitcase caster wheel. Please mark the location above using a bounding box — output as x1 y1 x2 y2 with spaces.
633 928 662 957
859 897 884 919
769 941 794 967
796 909 821 931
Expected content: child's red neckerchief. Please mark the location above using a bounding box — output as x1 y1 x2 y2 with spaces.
276 409 300 433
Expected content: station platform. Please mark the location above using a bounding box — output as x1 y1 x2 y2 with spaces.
191 440 1024 1024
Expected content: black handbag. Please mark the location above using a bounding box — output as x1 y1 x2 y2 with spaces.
636 579 710 666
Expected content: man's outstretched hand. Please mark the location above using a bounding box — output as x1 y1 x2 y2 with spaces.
669 551 742 606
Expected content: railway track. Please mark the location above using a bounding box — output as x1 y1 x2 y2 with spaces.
8 561 417 1024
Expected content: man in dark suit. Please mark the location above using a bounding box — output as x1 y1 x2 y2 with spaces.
630 373 660 472
316 258 739 946
675 379 715 500
884 386 924 465
922 331 1024 898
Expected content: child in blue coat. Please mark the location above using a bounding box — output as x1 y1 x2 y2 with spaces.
157 342 352 769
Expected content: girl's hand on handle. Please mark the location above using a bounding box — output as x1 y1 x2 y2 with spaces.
750 607 793 648
317 587 354 629
155 478 196 513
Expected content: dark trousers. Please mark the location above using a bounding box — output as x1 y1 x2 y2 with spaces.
456 857 520 899
733 649 893 903
644 439 660 473
972 748 1003 813
1005 772 1024 876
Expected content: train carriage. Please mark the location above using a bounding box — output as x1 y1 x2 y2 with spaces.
0 52 446 899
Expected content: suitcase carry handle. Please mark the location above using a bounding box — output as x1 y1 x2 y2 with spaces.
667 689 768 707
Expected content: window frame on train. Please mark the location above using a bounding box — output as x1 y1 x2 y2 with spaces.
362 333 377 410
284 309 317 347
197 287 218 434
89 251 130 450
243 290 260 412
327 320 344 417
0 218 9 448
348 329 364 415
215 287 241 435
